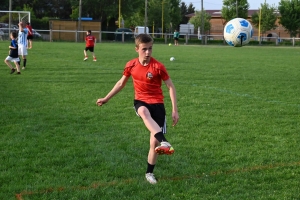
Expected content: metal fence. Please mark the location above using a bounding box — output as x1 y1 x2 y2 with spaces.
1 29 300 47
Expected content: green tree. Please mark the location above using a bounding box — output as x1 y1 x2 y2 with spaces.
278 0 300 37
189 10 211 34
187 3 195 14
69 0 144 30
221 0 249 22
251 2 278 35
180 2 189 24
0 0 9 10
23 4 36 19
124 12 144 29
148 0 174 33
169 0 181 30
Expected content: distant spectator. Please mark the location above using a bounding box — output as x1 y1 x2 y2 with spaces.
173 29 179 46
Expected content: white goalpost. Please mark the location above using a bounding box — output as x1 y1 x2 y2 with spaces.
0 10 30 40
0 10 31 24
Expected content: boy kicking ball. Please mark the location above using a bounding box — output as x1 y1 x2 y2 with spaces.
96 34 179 184
4 32 21 75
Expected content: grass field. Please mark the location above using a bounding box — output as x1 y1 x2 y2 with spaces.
0 41 299 199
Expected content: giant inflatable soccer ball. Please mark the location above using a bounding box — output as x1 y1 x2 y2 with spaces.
223 18 253 47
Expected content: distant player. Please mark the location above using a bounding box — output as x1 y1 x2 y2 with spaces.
18 21 28 69
84 30 97 61
4 32 21 74
173 29 179 46
26 22 33 49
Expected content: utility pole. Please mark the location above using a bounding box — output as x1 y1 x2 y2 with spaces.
119 0 121 28
78 0 82 42
144 0 148 33
9 0 12 34
236 0 238 18
201 0 204 44
162 0 164 38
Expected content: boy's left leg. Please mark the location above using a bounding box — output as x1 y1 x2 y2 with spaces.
145 135 159 184
22 55 27 69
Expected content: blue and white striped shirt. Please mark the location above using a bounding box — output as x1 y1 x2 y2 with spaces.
18 28 28 46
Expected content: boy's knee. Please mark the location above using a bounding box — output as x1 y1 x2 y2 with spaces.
138 106 150 118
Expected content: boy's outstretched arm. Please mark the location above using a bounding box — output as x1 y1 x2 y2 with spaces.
164 78 179 126
96 75 129 106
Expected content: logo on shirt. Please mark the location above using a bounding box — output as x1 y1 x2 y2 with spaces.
146 72 153 80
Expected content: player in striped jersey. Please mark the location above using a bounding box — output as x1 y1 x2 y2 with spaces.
18 22 28 69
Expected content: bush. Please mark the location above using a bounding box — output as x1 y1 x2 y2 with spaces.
31 17 49 29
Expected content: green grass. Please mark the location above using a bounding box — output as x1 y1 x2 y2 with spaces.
0 41 299 199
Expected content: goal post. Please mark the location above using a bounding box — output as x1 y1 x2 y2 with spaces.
0 10 31 25
0 11 30 40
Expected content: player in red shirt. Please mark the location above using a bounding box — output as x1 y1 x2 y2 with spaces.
26 22 33 49
96 34 179 184
84 30 97 61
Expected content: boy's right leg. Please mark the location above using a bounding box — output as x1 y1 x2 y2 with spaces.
137 106 174 155
14 61 21 73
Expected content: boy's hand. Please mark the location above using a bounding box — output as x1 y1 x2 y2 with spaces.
96 98 108 106
172 111 179 126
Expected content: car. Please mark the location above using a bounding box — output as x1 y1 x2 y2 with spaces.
0 29 5 41
0 23 8 28
0 23 18 35
11 25 18 30
114 28 133 41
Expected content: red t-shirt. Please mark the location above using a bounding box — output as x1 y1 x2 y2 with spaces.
123 57 170 104
85 35 95 47
26 25 33 36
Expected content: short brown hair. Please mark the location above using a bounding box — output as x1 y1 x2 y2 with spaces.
11 31 17 38
135 34 153 47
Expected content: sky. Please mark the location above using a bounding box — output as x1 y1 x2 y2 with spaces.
182 0 280 10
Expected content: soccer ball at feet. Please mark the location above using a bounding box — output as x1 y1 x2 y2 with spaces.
170 57 175 61
223 18 253 47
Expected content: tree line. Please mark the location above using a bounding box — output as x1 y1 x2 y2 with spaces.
1 0 300 37
0 0 195 31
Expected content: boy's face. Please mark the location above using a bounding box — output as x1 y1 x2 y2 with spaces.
135 42 153 63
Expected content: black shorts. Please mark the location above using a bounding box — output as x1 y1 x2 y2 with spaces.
174 37 179 41
27 35 33 40
85 47 94 52
134 100 166 133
